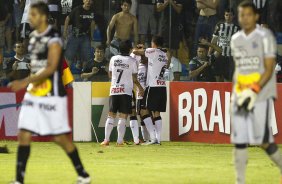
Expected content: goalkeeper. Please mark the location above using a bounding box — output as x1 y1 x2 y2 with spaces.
230 1 282 184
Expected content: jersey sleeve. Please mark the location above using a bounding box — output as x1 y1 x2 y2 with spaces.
48 32 63 47
230 36 235 57
262 30 277 58
145 48 156 59
109 57 114 72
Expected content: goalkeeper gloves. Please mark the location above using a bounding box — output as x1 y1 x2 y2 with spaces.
237 83 261 111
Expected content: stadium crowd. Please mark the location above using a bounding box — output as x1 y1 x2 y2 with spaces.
1 0 282 86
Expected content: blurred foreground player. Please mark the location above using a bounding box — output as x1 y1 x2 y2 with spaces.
100 40 144 146
9 2 90 184
231 1 282 183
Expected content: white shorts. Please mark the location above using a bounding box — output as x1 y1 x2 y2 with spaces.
18 93 71 136
231 99 274 145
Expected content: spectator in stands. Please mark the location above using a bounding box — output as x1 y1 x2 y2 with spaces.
64 0 95 69
209 8 240 81
138 0 157 46
189 44 215 82
164 56 182 81
0 0 10 65
157 0 183 56
193 0 219 56
13 0 25 41
48 0 60 29
81 45 109 82
252 0 268 25
3 1 14 54
107 0 138 56
10 42 30 80
59 0 83 34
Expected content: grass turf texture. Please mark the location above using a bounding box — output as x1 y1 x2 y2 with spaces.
0 141 281 184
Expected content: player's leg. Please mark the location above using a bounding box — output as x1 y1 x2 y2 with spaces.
233 144 248 184
140 120 150 142
261 143 282 176
101 112 116 146
15 130 32 184
130 109 140 144
117 113 129 145
101 96 118 146
53 134 90 182
152 111 162 144
140 109 157 143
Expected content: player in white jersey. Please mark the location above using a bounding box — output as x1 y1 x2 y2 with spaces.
231 1 282 183
100 40 144 146
133 36 171 145
8 2 90 184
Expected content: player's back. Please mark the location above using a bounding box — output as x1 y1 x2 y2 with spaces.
109 55 137 96
145 48 167 87
231 26 277 101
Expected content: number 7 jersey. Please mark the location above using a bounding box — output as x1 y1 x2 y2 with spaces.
145 48 168 87
109 55 138 96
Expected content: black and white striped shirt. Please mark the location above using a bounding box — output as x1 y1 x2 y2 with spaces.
213 22 240 57
253 0 267 9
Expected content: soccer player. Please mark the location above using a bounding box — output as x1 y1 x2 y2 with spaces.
100 40 144 146
133 36 171 145
231 1 282 183
8 2 90 184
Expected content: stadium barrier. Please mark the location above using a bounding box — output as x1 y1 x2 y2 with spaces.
0 88 73 141
170 82 282 144
73 82 170 142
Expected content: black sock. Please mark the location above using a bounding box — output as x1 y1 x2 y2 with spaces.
68 148 89 178
16 145 30 183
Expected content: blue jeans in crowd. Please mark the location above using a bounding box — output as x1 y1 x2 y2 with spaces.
65 35 91 66
193 15 218 56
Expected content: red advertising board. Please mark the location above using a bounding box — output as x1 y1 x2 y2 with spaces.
0 88 73 141
170 82 282 144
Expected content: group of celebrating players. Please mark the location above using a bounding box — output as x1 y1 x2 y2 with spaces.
100 37 170 146
7 0 282 183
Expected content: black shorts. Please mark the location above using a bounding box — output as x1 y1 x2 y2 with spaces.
213 56 234 81
109 95 132 114
142 86 167 112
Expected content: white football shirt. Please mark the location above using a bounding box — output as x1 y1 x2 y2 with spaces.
109 55 138 96
145 48 168 87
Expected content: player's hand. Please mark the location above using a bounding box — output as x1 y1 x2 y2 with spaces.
8 80 29 92
92 67 99 74
237 89 257 111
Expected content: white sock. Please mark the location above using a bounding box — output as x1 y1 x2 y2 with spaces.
117 118 126 144
141 124 149 141
142 115 156 141
234 148 248 184
130 117 139 144
154 117 162 143
105 117 114 142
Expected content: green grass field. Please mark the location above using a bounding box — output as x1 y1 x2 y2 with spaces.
0 141 281 184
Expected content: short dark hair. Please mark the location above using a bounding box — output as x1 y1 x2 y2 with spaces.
30 1 50 17
121 0 132 6
198 44 208 50
152 36 164 47
225 8 234 15
238 0 258 14
95 45 105 52
119 40 132 55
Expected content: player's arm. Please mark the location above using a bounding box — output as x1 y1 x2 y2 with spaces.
166 49 172 69
9 43 62 92
258 58 276 88
171 0 183 14
133 16 138 46
132 48 145 56
197 0 219 9
208 35 218 54
133 74 144 96
106 14 117 45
